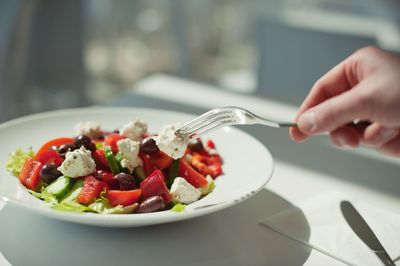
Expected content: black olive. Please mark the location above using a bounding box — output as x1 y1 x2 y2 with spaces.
74 134 96 152
188 138 203 151
140 137 159 154
113 173 137 190
58 143 76 158
40 164 62 183
136 196 166 213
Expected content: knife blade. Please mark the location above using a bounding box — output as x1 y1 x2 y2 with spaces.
340 201 396 266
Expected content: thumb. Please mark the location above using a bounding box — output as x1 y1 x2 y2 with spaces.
297 86 373 134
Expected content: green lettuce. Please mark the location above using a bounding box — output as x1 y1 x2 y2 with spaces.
171 203 186 213
6 148 35 176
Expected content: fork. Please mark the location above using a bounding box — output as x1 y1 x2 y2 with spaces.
176 106 297 138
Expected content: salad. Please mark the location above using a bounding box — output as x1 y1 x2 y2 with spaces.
5 119 223 214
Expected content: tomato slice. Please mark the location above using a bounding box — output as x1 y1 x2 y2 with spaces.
77 175 108 205
151 151 173 170
93 170 117 188
34 137 74 160
35 150 64 166
19 158 43 191
106 189 142 207
178 158 208 187
140 169 172 203
92 149 110 171
104 133 124 154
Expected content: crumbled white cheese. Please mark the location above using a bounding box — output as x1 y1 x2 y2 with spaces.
117 138 141 173
57 146 96 178
120 118 148 141
74 121 101 139
170 177 201 204
155 124 189 160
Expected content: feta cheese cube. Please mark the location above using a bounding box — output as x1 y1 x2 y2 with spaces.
117 138 141 173
120 118 148 141
170 177 201 204
155 124 189 160
74 121 101 139
57 146 96 178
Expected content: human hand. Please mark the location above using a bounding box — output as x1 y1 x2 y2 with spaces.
290 46 400 157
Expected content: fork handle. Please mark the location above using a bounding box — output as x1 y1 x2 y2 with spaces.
276 122 297 128
255 116 297 128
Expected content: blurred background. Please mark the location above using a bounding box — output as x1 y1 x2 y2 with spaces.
0 0 399 123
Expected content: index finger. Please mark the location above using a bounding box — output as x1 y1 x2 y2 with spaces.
290 54 357 142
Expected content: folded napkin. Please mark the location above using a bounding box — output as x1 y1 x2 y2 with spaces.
260 192 400 266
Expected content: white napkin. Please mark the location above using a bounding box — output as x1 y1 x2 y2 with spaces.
259 192 400 266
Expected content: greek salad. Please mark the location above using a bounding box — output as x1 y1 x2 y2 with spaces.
5 119 223 214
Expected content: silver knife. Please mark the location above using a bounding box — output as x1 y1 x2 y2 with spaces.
340 201 396 266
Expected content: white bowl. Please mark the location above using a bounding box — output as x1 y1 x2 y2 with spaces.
0 107 273 227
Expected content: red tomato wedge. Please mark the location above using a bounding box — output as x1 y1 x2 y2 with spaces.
93 170 118 189
34 137 74 160
35 150 64 166
141 153 157 176
77 175 108 205
106 189 142 207
19 158 43 191
140 169 172 203
151 151 173 170
104 133 124 154
92 149 110 170
178 158 208 188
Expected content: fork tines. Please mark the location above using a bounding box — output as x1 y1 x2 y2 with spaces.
177 108 235 137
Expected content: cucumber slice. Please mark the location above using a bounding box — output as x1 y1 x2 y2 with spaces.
45 176 74 199
168 159 180 187
61 179 84 203
134 166 146 182
104 146 120 174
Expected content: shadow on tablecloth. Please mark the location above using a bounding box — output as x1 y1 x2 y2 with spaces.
0 189 311 266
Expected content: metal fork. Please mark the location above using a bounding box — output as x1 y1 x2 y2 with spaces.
176 106 296 138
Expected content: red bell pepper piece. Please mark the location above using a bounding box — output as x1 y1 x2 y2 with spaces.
178 158 208 187
19 157 43 191
191 153 223 178
104 133 124 154
35 150 64 166
151 151 173 170
106 189 142 207
77 175 108 205
34 137 74 160
140 169 172 203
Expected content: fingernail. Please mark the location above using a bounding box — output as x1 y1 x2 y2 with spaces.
380 128 397 139
298 112 317 133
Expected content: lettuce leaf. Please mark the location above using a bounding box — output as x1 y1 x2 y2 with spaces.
6 148 35 176
171 203 186 213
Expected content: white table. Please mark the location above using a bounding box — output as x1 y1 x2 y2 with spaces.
1 74 399 266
